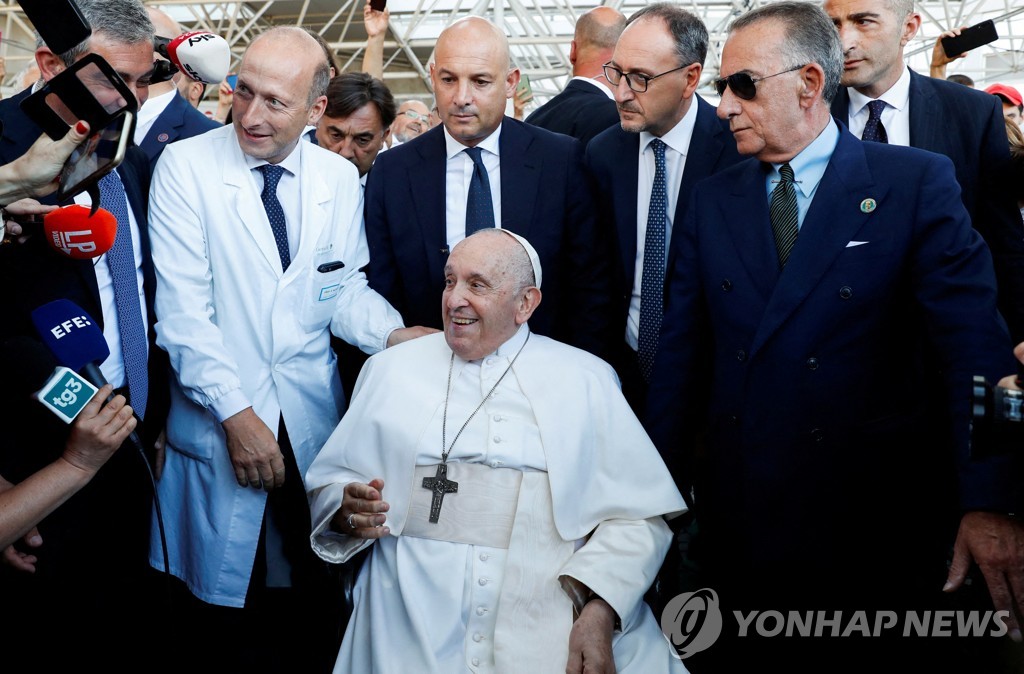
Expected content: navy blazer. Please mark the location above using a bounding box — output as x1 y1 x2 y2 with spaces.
138 92 220 171
646 127 1020 579
363 118 615 358
525 78 620 146
585 95 742 337
832 70 1024 341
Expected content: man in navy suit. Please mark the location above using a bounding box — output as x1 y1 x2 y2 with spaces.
364 16 613 359
525 6 624 145
586 3 741 413
134 7 219 171
647 2 1024 669
0 0 168 668
825 0 1024 342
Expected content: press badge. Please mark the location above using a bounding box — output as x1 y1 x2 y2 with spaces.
319 283 341 301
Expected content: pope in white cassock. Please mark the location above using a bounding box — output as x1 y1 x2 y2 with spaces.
306 229 689 673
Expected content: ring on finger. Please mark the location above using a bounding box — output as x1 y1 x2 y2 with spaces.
347 513 357 529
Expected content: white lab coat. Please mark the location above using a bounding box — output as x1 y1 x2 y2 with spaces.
147 124 403 606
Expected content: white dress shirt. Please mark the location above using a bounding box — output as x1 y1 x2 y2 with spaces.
244 142 303 261
627 100 698 350
444 125 503 250
133 88 176 145
846 66 911 147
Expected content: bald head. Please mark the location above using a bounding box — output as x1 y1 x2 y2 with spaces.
393 99 431 142
247 27 331 106
571 7 626 77
430 17 519 147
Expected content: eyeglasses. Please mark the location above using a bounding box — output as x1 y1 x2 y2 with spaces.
713 64 806 101
403 110 430 123
602 62 691 93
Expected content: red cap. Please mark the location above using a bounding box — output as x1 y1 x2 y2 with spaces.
985 83 1023 107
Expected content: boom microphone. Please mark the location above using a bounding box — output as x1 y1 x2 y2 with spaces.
154 30 230 85
30 299 144 449
43 204 117 259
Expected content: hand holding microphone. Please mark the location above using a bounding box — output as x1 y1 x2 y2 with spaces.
0 121 90 207
154 30 230 85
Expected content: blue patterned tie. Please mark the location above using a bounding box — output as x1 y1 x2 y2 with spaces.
464 147 495 237
770 163 799 268
98 170 148 419
637 138 668 383
258 164 290 271
862 100 888 144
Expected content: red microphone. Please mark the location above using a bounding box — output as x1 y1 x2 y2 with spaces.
43 205 117 259
158 31 230 85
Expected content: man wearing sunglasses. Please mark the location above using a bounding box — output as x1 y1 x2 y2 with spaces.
825 0 1024 345
586 3 740 415
646 2 1024 670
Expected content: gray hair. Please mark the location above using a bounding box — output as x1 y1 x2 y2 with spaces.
730 1 843 104
38 0 154 66
466 229 537 292
885 0 915 21
626 2 709 68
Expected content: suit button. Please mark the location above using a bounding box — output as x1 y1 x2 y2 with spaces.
806 357 819 370
729 415 740 426
810 428 824 442
839 286 853 299
721 279 732 292
736 349 747 362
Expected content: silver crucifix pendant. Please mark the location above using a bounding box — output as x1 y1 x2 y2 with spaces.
422 463 459 523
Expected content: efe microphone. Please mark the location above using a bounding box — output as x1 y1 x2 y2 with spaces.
31 299 145 451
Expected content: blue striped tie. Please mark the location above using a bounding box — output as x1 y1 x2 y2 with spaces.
98 170 148 419
770 163 799 268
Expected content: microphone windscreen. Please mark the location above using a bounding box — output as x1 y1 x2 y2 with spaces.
168 31 230 84
31 300 110 372
43 205 117 259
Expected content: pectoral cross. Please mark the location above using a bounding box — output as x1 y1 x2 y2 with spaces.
422 463 459 523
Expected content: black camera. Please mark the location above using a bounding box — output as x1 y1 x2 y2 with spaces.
972 375 1024 426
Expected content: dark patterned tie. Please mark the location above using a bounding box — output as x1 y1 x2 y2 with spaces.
862 100 888 144
770 163 799 268
258 164 290 271
98 170 148 419
637 138 668 382
464 147 495 236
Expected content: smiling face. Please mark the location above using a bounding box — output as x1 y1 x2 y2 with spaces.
823 0 920 99
430 18 519 148
442 232 540 361
232 30 327 164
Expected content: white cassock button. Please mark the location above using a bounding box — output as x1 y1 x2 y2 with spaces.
473 633 484 643
493 414 502 422
493 436 502 444
476 606 487 616
485 358 494 366
479 553 489 562
472 658 480 666
490 460 503 468
479 577 488 586
273 364 282 372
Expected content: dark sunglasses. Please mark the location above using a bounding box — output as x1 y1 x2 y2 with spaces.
713 64 806 100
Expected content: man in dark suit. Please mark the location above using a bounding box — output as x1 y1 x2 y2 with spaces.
365 16 613 358
825 0 1024 342
525 6 624 145
134 6 219 171
647 2 1024 669
0 0 168 668
586 3 741 413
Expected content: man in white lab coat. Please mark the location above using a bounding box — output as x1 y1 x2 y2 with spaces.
147 26 429 673
307 229 688 674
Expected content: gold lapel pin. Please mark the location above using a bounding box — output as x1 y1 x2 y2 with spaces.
860 198 877 213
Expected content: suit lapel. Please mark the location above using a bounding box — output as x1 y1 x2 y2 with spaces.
723 160 778 303
408 128 450 265
611 130 640 282
748 130 887 358
906 70 939 152
499 120 540 240
140 94 186 156
292 144 330 284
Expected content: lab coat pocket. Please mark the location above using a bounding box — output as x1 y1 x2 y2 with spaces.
166 380 222 462
301 263 345 332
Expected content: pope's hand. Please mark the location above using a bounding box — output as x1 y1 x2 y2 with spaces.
222 408 286 491
335 478 390 539
565 597 616 674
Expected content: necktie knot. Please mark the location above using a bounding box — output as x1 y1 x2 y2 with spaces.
465 146 485 167
650 137 666 160
863 100 889 144
778 162 795 184
258 163 285 189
